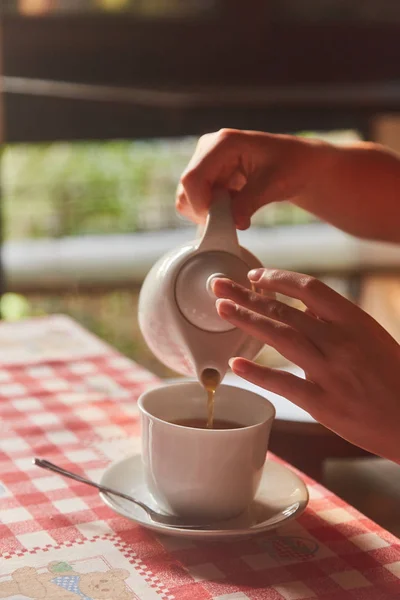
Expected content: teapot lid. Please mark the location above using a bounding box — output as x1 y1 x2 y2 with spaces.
175 251 250 332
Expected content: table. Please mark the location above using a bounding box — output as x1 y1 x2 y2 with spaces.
1 315 400 599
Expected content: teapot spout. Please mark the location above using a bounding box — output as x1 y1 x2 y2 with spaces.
201 367 221 391
197 365 223 390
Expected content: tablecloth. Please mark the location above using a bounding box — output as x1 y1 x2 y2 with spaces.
1 315 400 599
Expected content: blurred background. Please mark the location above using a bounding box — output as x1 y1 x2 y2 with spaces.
1 0 400 533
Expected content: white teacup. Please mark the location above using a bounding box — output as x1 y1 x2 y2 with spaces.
138 382 275 521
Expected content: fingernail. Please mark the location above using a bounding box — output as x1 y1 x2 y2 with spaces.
216 298 236 317
228 358 236 370
229 357 245 374
211 277 233 294
248 268 264 283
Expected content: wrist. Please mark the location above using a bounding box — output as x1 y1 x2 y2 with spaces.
293 138 340 206
307 138 339 184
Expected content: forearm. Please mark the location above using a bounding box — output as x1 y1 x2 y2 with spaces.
297 142 400 243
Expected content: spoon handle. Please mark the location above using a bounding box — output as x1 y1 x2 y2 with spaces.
33 458 147 507
33 457 213 530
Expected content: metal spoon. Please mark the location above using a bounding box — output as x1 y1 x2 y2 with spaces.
33 458 215 530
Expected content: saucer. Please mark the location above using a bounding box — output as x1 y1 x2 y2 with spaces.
100 455 309 540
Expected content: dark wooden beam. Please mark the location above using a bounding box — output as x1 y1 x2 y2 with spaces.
1 6 400 143
3 89 377 143
2 11 400 87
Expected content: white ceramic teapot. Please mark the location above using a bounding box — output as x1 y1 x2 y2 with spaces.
138 189 265 382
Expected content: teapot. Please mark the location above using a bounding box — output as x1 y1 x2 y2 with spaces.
138 189 265 382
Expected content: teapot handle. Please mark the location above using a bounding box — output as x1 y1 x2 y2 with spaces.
197 188 241 255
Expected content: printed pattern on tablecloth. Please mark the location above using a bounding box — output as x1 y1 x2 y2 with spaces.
0 534 173 600
1 316 400 599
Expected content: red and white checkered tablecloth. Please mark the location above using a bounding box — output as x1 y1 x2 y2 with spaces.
1 315 400 600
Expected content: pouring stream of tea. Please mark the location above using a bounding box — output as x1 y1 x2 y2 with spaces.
201 368 221 429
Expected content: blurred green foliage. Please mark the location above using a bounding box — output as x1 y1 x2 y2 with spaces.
2 137 319 241
2 139 196 239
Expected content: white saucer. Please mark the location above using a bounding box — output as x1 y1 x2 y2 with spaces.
100 455 309 540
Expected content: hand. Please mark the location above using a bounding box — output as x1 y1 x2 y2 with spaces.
213 269 400 463
176 129 334 229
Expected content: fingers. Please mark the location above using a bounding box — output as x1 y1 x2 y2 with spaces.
229 357 321 414
176 174 248 227
176 129 268 230
176 130 323 229
216 299 324 375
212 278 327 341
178 130 243 221
247 268 358 324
